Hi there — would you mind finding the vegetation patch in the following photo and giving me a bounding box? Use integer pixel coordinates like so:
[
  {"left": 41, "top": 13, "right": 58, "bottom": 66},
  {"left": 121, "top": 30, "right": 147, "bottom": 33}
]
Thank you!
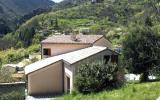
[
  {"left": 0, "top": 84, "right": 25, "bottom": 100},
  {"left": 75, "top": 61, "right": 124, "bottom": 93},
  {"left": 56, "top": 81, "right": 160, "bottom": 100}
]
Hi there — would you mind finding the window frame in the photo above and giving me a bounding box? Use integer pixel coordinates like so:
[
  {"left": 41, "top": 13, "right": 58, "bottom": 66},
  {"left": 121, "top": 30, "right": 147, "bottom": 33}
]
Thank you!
[{"left": 43, "top": 48, "right": 51, "bottom": 56}]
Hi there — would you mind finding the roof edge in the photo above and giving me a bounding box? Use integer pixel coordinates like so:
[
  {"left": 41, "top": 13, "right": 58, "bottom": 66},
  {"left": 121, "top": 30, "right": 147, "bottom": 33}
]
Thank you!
[
  {"left": 25, "top": 59, "right": 63, "bottom": 75},
  {"left": 65, "top": 47, "right": 108, "bottom": 65}
]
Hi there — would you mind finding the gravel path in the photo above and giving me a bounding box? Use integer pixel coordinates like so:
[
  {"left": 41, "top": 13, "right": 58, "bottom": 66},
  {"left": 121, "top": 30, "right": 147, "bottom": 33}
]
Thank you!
[{"left": 25, "top": 96, "right": 52, "bottom": 100}]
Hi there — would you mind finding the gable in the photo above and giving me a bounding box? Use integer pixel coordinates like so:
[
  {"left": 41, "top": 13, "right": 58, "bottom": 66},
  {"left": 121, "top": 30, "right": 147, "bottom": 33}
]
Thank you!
[{"left": 93, "top": 37, "right": 112, "bottom": 48}]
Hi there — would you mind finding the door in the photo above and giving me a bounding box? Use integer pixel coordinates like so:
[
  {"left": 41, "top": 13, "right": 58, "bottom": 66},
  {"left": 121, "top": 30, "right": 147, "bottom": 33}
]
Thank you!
[{"left": 67, "top": 76, "right": 70, "bottom": 93}]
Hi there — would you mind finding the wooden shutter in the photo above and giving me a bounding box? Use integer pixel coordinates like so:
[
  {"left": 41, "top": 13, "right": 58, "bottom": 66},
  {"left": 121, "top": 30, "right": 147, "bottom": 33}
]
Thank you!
[{"left": 48, "top": 48, "right": 51, "bottom": 56}]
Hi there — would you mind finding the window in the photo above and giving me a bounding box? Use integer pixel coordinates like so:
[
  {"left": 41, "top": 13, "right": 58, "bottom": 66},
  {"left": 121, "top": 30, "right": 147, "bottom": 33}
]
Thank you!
[
  {"left": 111, "top": 55, "right": 118, "bottom": 63},
  {"left": 104, "top": 55, "right": 110, "bottom": 64},
  {"left": 67, "top": 76, "right": 70, "bottom": 93},
  {"left": 43, "top": 48, "right": 51, "bottom": 56}
]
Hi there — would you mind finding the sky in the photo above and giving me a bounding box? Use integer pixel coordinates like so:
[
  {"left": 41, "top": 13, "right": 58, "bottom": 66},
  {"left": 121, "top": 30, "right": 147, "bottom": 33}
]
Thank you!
[{"left": 51, "top": 0, "right": 64, "bottom": 3}]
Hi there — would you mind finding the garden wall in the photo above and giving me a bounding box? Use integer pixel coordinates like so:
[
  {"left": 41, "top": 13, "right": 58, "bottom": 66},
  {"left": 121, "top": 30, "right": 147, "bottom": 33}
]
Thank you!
[{"left": 0, "top": 82, "right": 25, "bottom": 100}]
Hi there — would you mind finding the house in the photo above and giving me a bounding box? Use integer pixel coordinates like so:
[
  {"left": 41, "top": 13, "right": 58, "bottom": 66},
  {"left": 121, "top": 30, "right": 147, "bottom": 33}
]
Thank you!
[
  {"left": 41, "top": 34, "right": 112, "bottom": 58},
  {"left": 25, "top": 35, "right": 119, "bottom": 96}
]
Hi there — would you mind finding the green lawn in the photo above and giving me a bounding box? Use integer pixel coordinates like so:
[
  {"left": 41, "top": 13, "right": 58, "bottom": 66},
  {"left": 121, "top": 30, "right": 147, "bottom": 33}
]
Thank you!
[{"left": 56, "top": 81, "right": 160, "bottom": 100}]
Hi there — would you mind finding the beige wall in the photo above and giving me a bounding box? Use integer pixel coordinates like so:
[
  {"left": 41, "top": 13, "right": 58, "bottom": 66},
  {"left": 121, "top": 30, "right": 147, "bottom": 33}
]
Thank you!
[
  {"left": 94, "top": 37, "right": 112, "bottom": 48},
  {"left": 72, "top": 49, "right": 115, "bottom": 75},
  {"left": 64, "top": 62, "right": 73, "bottom": 93},
  {"left": 70, "top": 49, "right": 118, "bottom": 90},
  {"left": 42, "top": 43, "right": 90, "bottom": 58},
  {"left": 28, "top": 61, "right": 63, "bottom": 96}
]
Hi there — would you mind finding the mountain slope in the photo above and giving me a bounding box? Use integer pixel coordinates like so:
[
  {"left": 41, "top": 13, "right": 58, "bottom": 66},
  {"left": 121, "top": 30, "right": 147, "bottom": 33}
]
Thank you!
[
  {"left": 3, "top": 0, "right": 160, "bottom": 48},
  {"left": 0, "top": 0, "right": 54, "bottom": 16},
  {"left": 0, "top": 0, "right": 55, "bottom": 35}
]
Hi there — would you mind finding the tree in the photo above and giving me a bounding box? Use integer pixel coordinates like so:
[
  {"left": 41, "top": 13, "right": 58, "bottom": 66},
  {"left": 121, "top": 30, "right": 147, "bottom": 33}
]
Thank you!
[
  {"left": 123, "top": 26, "right": 160, "bottom": 82},
  {"left": 75, "top": 61, "right": 124, "bottom": 93},
  {"left": 54, "top": 17, "right": 59, "bottom": 30},
  {"left": 0, "top": 19, "right": 11, "bottom": 35}
]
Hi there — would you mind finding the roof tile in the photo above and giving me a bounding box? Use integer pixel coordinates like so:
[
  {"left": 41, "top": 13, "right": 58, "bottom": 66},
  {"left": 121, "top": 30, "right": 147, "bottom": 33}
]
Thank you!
[{"left": 41, "top": 35, "right": 103, "bottom": 44}]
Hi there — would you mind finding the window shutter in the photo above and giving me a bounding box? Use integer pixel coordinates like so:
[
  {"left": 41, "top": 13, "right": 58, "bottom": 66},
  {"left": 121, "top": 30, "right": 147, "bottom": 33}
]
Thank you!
[
  {"left": 48, "top": 49, "right": 51, "bottom": 56},
  {"left": 111, "top": 55, "right": 118, "bottom": 63}
]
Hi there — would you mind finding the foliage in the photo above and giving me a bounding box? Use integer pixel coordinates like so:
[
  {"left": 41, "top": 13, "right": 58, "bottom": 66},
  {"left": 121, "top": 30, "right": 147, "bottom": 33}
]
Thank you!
[
  {"left": 0, "top": 19, "right": 11, "bottom": 35},
  {"left": 1, "top": 0, "right": 159, "bottom": 48},
  {"left": 27, "top": 44, "right": 41, "bottom": 53},
  {"left": 0, "top": 85, "right": 25, "bottom": 100},
  {"left": 30, "top": 57, "right": 39, "bottom": 63},
  {"left": 0, "top": 92, "right": 24, "bottom": 100},
  {"left": 0, "top": 44, "right": 40, "bottom": 65},
  {"left": 0, "top": 0, "right": 54, "bottom": 35},
  {"left": 122, "top": 26, "right": 160, "bottom": 82},
  {"left": 57, "top": 81, "right": 160, "bottom": 100},
  {"left": 75, "top": 61, "right": 124, "bottom": 93},
  {"left": 15, "top": 18, "right": 39, "bottom": 47},
  {"left": 0, "top": 68, "right": 13, "bottom": 83}
]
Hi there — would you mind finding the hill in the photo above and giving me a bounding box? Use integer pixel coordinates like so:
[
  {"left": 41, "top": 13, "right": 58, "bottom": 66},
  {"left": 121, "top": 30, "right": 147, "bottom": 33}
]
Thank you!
[
  {"left": 0, "top": 0, "right": 55, "bottom": 35},
  {"left": 2, "top": 0, "right": 160, "bottom": 48}
]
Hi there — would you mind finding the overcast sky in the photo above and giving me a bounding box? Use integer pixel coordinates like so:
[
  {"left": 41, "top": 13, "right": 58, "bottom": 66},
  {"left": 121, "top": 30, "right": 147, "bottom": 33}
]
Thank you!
[{"left": 52, "top": 0, "right": 63, "bottom": 3}]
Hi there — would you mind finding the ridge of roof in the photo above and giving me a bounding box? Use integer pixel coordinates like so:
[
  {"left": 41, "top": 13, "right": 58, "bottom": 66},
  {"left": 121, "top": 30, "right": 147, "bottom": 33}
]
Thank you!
[{"left": 41, "top": 35, "right": 104, "bottom": 44}]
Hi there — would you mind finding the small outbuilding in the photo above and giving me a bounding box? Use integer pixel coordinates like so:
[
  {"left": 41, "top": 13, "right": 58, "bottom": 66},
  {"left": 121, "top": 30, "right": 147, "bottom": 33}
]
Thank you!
[{"left": 25, "top": 46, "right": 119, "bottom": 96}]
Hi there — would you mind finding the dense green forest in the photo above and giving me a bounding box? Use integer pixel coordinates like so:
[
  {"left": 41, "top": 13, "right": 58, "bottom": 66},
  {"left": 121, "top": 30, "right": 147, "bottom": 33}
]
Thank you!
[{"left": 0, "top": 0, "right": 55, "bottom": 35}]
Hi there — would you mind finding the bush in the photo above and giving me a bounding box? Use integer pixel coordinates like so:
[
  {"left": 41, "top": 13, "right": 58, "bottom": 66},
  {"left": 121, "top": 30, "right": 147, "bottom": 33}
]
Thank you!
[
  {"left": 27, "top": 44, "right": 40, "bottom": 53},
  {"left": 75, "top": 61, "right": 124, "bottom": 93},
  {"left": 0, "top": 91, "right": 25, "bottom": 100},
  {"left": 0, "top": 44, "right": 40, "bottom": 66},
  {"left": 0, "top": 82, "right": 25, "bottom": 100},
  {"left": 0, "top": 68, "right": 13, "bottom": 83}
]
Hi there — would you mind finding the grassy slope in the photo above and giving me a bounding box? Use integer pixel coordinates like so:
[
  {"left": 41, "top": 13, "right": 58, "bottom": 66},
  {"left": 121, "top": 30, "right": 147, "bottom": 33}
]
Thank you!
[
  {"left": 56, "top": 82, "right": 160, "bottom": 100},
  {"left": 15, "top": 3, "right": 130, "bottom": 47}
]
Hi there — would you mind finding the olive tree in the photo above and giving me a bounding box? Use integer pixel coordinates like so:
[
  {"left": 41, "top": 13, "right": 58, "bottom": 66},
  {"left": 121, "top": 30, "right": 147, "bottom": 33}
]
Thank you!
[{"left": 123, "top": 27, "right": 160, "bottom": 82}]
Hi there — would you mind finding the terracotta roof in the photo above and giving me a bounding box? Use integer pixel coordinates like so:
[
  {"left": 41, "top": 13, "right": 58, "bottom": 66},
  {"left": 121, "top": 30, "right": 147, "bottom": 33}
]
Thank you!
[{"left": 41, "top": 35, "right": 104, "bottom": 44}]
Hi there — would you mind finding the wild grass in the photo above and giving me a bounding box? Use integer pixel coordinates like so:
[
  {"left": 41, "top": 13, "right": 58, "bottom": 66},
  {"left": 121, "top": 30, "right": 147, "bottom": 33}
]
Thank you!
[
  {"left": 55, "top": 81, "right": 160, "bottom": 100},
  {"left": 0, "top": 85, "right": 25, "bottom": 100}
]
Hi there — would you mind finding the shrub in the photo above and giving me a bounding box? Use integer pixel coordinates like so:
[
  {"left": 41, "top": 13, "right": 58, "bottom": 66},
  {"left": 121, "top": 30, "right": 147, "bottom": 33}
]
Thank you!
[
  {"left": 75, "top": 61, "right": 124, "bottom": 93},
  {"left": 27, "top": 44, "right": 40, "bottom": 53},
  {"left": 0, "top": 91, "right": 25, "bottom": 100},
  {"left": 0, "top": 68, "right": 13, "bottom": 83}
]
